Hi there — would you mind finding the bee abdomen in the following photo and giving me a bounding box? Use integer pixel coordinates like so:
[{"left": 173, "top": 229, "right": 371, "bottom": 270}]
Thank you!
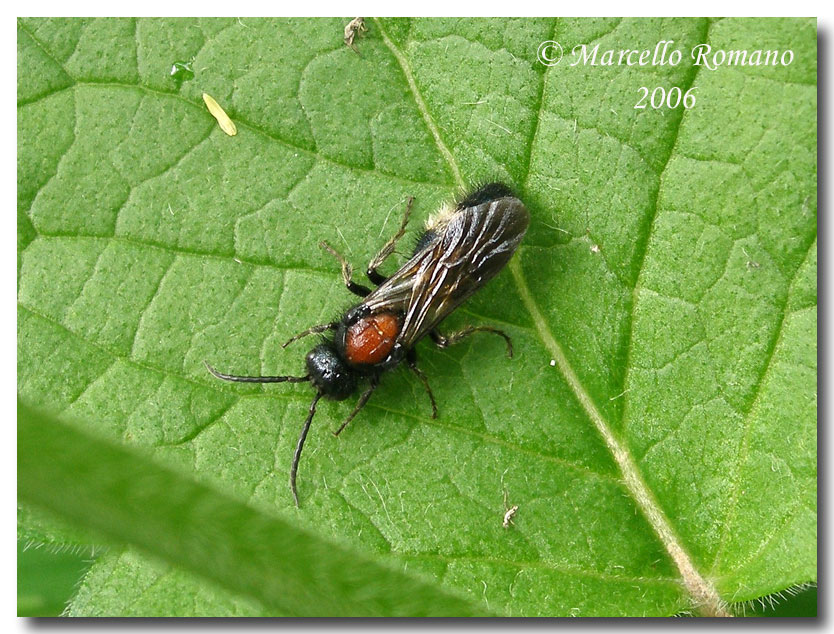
[{"left": 343, "top": 311, "right": 403, "bottom": 365}]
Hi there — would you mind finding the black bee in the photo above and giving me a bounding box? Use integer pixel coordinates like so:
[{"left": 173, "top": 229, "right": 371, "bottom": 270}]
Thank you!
[{"left": 206, "top": 182, "right": 530, "bottom": 505}]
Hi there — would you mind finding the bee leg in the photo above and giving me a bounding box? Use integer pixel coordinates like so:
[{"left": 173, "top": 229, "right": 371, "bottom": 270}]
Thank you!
[
  {"left": 366, "top": 196, "right": 414, "bottom": 285},
  {"left": 430, "top": 326, "right": 513, "bottom": 358},
  {"left": 333, "top": 378, "right": 379, "bottom": 436},
  {"left": 406, "top": 349, "right": 438, "bottom": 419},
  {"left": 320, "top": 241, "right": 371, "bottom": 297},
  {"left": 282, "top": 322, "right": 338, "bottom": 348}
]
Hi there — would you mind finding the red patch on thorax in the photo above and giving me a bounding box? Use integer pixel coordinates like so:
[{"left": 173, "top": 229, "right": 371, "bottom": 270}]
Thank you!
[{"left": 344, "top": 312, "right": 402, "bottom": 365}]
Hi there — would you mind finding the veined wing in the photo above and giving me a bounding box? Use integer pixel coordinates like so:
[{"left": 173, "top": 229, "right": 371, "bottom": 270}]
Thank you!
[
  {"left": 397, "top": 197, "right": 529, "bottom": 346},
  {"left": 359, "top": 247, "right": 435, "bottom": 314}
]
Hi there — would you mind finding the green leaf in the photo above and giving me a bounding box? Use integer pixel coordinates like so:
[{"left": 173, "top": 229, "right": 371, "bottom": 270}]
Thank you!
[
  {"left": 19, "top": 402, "right": 489, "bottom": 616},
  {"left": 18, "top": 17, "right": 816, "bottom": 616},
  {"left": 17, "top": 540, "right": 95, "bottom": 616}
]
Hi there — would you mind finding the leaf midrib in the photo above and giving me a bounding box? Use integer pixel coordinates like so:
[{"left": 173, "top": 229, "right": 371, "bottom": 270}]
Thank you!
[
  {"left": 22, "top": 17, "right": 814, "bottom": 616},
  {"left": 374, "top": 16, "right": 729, "bottom": 616},
  {"left": 21, "top": 15, "right": 721, "bottom": 613}
]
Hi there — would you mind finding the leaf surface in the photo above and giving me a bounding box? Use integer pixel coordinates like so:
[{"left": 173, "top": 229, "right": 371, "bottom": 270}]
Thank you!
[
  {"left": 19, "top": 402, "right": 488, "bottom": 616},
  {"left": 17, "top": 17, "right": 816, "bottom": 616}
]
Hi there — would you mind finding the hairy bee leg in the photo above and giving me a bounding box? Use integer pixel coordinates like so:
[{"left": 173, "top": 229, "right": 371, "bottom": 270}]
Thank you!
[
  {"left": 366, "top": 196, "right": 414, "bottom": 285},
  {"left": 282, "top": 322, "right": 338, "bottom": 348},
  {"left": 333, "top": 379, "right": 378, "bottom": 436},
  {"left": 406, "top": 353, "right": 438, "bottom": 419},
  {"left": 430, "top": 326, "right": 514, "bottom": 358},
  {"left": 320, "top": 241, "right": 372, "bottom": 297}
]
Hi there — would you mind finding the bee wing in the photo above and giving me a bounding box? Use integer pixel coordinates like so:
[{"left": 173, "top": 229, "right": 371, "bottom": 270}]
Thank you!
[
  {"left": 359, "top": 249, "right": 433, "bottom": 314},
  {"left": 397, "top": 196, "right": 529, "bottom": 346}
]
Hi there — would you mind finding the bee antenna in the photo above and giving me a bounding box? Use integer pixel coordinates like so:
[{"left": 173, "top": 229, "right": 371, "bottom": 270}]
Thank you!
[
  {"left": 291, "top": 392, "right": 323, "bottom": 507},
  {"left": 204, "top": 361, "right": 310, "bottom": 383}
]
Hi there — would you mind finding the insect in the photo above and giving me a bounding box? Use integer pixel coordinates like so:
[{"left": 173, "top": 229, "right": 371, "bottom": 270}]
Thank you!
[
  {"left": 502, "top": 487, "right": 518, "bottom": 528},
  {"left": 343, "top": 17, "right": 367, "bottom": 53},
  {"left": 206, "top": 182, "right": 530, "bottom": 506}
]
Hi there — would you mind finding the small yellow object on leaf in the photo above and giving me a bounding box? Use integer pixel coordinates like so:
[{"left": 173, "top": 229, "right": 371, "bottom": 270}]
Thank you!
[{"left": 202, "top": 92, "right": 237, "bottom": 136}]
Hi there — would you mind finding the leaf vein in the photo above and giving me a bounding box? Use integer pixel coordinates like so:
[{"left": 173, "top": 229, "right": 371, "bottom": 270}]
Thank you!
[{"left": 710, "top": 233, "right": 817, "bottom": 573}]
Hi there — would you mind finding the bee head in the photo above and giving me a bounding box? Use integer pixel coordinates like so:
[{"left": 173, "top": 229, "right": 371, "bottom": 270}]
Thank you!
[{"left": 305, "top": 342, "right": 357, "bottom": 401}]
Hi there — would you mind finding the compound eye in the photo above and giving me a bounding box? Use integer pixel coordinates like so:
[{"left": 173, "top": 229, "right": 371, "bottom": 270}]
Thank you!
[{"left": 344, "top": 312, "right": 402, "bottom": 365}]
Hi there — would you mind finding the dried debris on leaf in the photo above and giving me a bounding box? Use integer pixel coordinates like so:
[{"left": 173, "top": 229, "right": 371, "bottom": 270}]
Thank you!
[{"left": 202, "top": 93, "right": 237, "bottom": 136}]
